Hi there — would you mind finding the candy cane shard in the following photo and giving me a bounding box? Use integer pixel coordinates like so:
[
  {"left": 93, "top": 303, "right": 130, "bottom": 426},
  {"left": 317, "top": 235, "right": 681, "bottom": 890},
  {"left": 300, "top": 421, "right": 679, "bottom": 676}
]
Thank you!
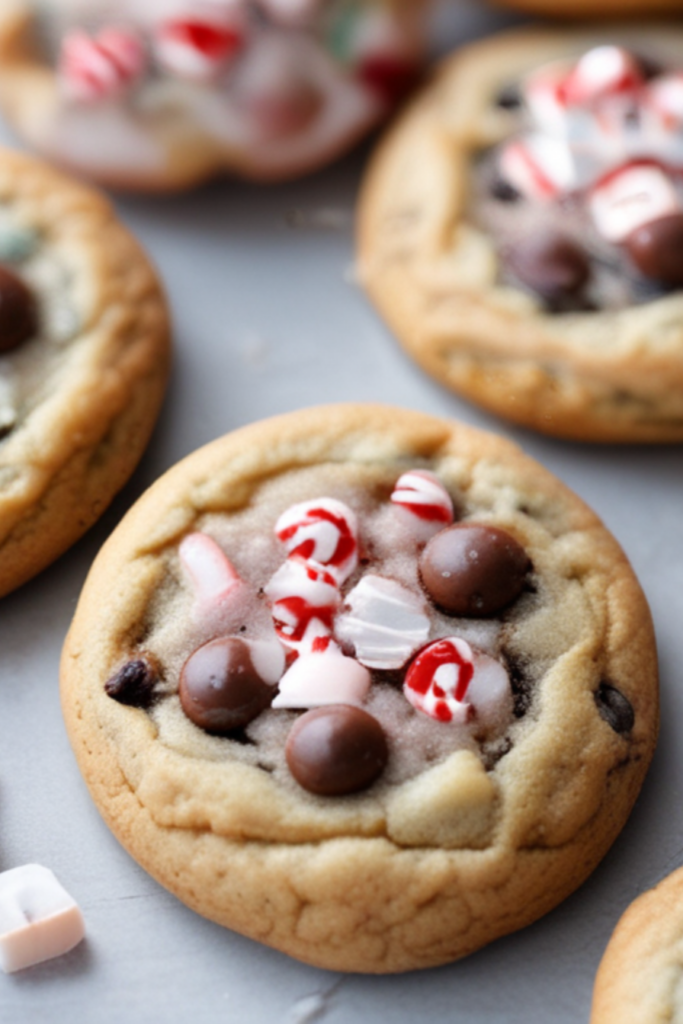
[
  {"left": 153, "top": 12, "right": 246, "bottom": 82},
  {"left": 589, "top": 163, "right": 682, "bottom": 242},
  {"left": 59, "top": 27, "right": 147, "bottom": 104},
  {"left": 389, "top": 469, "right": 454, "bottom": 543},
  {"left": 275, "top": 498, "right": 358, "bottom": 584},
  {"left": 265, "top": 556, "right": 340, "bottom": 654},
  {"left": 404, "top": 638, "right": 475, "bottom": 724},
  {"left": 179, "top": 532, "right": 247, "bottom": 631},
  {"left": 272, "top": 641, "right": 371, "bottom": 708},
  {"left": 0, "top": 865, "right": 85, "bottom": 974},
  {"left": 335, "top": 574, "right": 430, "bottom": 670},
  {"left": 563, "top": 46, "right": 642, "bottom": 107}
]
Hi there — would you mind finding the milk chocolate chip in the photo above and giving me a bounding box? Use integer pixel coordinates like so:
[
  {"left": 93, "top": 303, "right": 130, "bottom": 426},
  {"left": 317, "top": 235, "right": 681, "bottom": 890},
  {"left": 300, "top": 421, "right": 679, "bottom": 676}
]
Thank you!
[
  {"left": 626, "top": 214, "right": 683, "bottom": 287},
  {"left": 0, "top": 265, "right": 38, "bottom": 352},
  {"left": 105, "top": 657, "right": 159, "bottom": 709},
  {"left": 179, "top": 637, "right": 274, "bottom": 734},
  {"left": 285, "top": 705, "right": 388, "bottom": 796},
  {"left": 505, "top": 232, "right": 590, "bottom": 304},
  {"left": 420, "top": 524, "right": 530, "bottom": 616}
]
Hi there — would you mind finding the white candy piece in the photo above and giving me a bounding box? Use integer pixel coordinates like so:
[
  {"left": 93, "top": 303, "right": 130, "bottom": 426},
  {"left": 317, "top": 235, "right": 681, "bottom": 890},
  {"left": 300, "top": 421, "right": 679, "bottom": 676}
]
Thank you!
[
  {"left": 389, "top": 469, "right": 453, "bottom": 543},
  {"left": 179, "top": 532, "right": 246, "bottom": 631},
  {"left": 645, "top": 74, "right": 683, "bottom": 127},
  {"left": 524, "top": 63, "right": 571, "bottom": 136},
  {"left": 265, "top": 557, "right": 340, "bottom": 652},
  {"left": 564, "top": 46, "right": 642, "bottom": 106},
  {"left": 0, "top": 865, "right": 85, "bottom": 974},
  {"left": 499, "top": 136, "right": 577, "bottom": 201},
  {"left": 275, "top": 497, "right": 358, "bottom": 584},
  {"left": 335, "top": 575, "right": 430, "bottom": 670},
  {"left": 589, "top": 164, "right": 682, "bottom": 242},
  {"left": 247, "top": 638, "right": 286, "bottom": 685},
  {"left": 467, "top": 650, "right": 513, "bottom": 726},
  {"left": 272, "top": 642, "right": 371, "bottom": 708}
]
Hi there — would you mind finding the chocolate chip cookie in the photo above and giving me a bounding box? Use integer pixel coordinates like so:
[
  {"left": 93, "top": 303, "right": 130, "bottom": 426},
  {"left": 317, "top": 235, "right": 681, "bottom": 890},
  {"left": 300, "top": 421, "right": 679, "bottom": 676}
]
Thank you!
[
  {"left": 0, "top": 145, "right": 169, "bottom": 596},
  {"left": 358, "top": 26, "right": 683, "bottom": 441},
  {"left": 60, "top": 405, "right": 658, "bottom": 973}
]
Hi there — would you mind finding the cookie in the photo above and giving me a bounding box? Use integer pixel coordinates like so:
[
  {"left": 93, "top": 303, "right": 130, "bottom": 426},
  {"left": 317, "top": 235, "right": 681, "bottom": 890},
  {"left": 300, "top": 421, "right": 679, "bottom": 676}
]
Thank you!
[
  {"left": 60, "top": 404, "right": 658, "bottom": 974},
  {"left": 590, "top": 867, "right": 683, "bottom": 1023},
  {"left": 493, "top": 0, "right": 683, "bottom": 16},
  {"left": 0, "top": 0, "right": 427, "bottom": 190},
  {"left": 0, "top": 145, "right": 169, "bottom": 597},
  {"left": 358, "top": 27, "right": 683, "bottom": 442}
]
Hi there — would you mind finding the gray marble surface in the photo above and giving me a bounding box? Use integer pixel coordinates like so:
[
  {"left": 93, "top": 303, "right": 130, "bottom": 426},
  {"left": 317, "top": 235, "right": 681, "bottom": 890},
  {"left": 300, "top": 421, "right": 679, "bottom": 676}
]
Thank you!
[{"left": 0, "top": 2, "right": 681, "bottom": 1021}]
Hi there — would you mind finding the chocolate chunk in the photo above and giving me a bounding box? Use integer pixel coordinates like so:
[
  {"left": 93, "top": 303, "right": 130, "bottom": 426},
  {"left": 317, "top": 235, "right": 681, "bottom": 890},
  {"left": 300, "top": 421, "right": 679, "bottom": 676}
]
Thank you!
[
  {"left": 495, "top": 83, "right": 522, "bottom": 110},
  {"left": 105, "top": 658, "right": 159, "bottom": 709},
  {"left": 490, "top": 178, "right": 521, "bottom": 203},
  {"left": 595, "top": 683, "right": 634, "bottom": 735},
  {"left": 0, "top": 265, "right": 38, "bottom": 352},
  {"left": 420, "top": 524, "right": 530, "bottom": 617},
  {"left": 179, "top": 637, "right": 274, "bottom": 734},
  {"left": 504, "top": 232, "right": 591, "bottom": 304},
  {"left": 285, "top": 705, "right": 388, "bottom": 796},
  {"left": 626, "top": 215, "right": 683, "bottom": 287}
]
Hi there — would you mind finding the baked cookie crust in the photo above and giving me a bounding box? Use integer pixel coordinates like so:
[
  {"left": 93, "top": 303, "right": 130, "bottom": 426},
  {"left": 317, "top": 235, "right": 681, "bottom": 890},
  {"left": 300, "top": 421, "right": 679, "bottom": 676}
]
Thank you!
[
  {"left": 493, "top": 0, "right": 683, "bottom": 16},
  {"left": 358, "top": 26, "right": 683, "bottom": 442},
  {"left": 60, "top": 405, "right": 658, "bottom": 973},
  {"left": 0, "top": 146, "right": 169, "bottom": 596},
  {"left": 590, "top": 867, "right": 683, "bottom": 1023}
]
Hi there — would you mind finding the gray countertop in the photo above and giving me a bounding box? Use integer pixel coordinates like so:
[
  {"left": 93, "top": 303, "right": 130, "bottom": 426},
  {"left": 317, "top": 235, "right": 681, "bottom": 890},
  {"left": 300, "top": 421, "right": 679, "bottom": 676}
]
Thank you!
[{"left": 0, "top": 2, "right": 681, "bottom": 1021}]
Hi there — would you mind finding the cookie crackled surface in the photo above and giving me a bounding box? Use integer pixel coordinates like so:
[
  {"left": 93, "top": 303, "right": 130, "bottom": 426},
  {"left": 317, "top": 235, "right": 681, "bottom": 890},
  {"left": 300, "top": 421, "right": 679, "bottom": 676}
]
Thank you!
[
  {"left": 359, "top": 26, "right": 683, "bottom": 442},
  {"left": 0, "top": 146, "right": 169, "bottom": 597},
  {"left": 60, "top": 405, "right": 658, "bottom": 973}
]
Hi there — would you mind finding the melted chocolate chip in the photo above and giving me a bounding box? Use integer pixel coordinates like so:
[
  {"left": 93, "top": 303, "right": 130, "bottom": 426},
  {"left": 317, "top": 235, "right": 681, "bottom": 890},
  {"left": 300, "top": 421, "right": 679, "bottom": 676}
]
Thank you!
[
  {"left": 490, "top": 178, "right": 521, "bottom": 203},
  {"left": 0, "top": 265, "right": 38, "bottom": 352},
  {"left": 420, "top": 524, "right": 530, "bottom": 617},
  {"left": 285, "top": 705, "right": 388, "bottom": 796},
  {"left": 495, "top": 83, "right": 522, "bottom": 110},
  {"left": 595, "top": 683, "right": 634, "bottom": 735},
  {"left": 105, "top": 658, "right": 159, "bottom": 709},
  {"left": 626, "top": 215, "right": 683, "bottom": 287},
  {"left": 179, "top": 637, "right": 274, "bottom": 734},
  {"left": 504, "top": 232, "right": 591, "bottom": 304}
]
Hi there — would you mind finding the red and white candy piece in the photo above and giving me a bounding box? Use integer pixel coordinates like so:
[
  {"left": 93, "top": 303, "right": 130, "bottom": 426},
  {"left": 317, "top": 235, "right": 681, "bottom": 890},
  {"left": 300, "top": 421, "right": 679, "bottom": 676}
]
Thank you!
[
  {"left": 589, "top": 163, "right": 682, "bottom": 242},
  {"left": 272, "top": 637, "right": 371, "bottom": 709},
  {"left": 153, "top": 10, "right": 246, "bottom": 82},
  {"left": 349, "top": 7, "right": 421, "bottom": 106},
  {"left": 275, "top": 498, "right": 358, "bottom": 584},
  {"left": 645, "top": 73, "right": 683, "bottom": 129},
  {"left": 499, "top": 135, "right": 583, "bottom": 201},
  {"left": 390, "top": 469, "right": 453, "bottom": 543},
  {"left": 0, "top": 865, "right": 85, "bottom": 974},
  {"left": 335, "top": 574, "right": 430, "bottom": 670},
  {"left": 404, "top": 638, "right": 511, "bottom": 727},
  {"left": 562, "top": 46, "right": 643, "bottom": 108},
  {"left": 265, "top": 557, "right": 340, "bottom": 654},
  {"left": 179, "top": 532, "right": 247, "bottom": 632},
  {"left": 59, "top": 27, "right": 147, "bottom": 104}
]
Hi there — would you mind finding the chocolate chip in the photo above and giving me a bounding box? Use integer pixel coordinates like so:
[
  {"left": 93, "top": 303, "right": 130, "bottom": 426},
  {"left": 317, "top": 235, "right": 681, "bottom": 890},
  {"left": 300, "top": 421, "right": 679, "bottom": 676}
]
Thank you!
[
  {"left": 504, "top": 232, "right": 591, "bottom": 304},
  {"left": 105, "top": 658, "right": 159, "bottom": 709},
  {"left": 626, "top": 214, "right": 683, "bottom": 287},
  {"left": 419, "top": 524, "right": 530, "bottom": 617},
  {"left": 495, "top": 84, "right": 522, "bottom": 110},
  {"left": 490, "top": 178, "right": 521, "bottom": 203},
  {"left": 179, "top": 637, "right": 274, "bottom": 734},
  {"left": 0, "top": 265, "right": 38, "bottom": 352},
  {"left": 285, "top": 705, "right": 388, "bottom": 796},
  {"left": 595, "top": 683, "right": 634, "bottom": 735}
]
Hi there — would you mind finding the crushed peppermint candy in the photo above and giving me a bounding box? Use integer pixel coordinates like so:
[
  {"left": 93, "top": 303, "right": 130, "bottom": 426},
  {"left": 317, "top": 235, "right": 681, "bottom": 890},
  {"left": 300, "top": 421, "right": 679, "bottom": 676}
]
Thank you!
[
  {"left": 390, "top": 469, "right": 454, "bottom": 542},
  {"left": 335, "top": 574, "right": 430, "bottom": 670},
  {"left": 275, "top": 497, "right": 358, "bottom": 584},
  {"left": 59, "top": 27, "right": 147, "bottom": 103}
]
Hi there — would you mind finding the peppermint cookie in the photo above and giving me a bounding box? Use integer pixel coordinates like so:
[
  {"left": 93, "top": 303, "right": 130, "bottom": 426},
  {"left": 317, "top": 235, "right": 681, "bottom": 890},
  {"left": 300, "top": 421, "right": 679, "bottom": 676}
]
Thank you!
[
  {"left": 359, "top": 27, "right": 683, "bottom": 442},
  {"left": 590, "top": 867, "right": 683, "bottom": 1023},
  {"left": 60, "top": 405, "right": 657, "bottom": 973},
  {"left": 0, "top": 146, "right": 169, "bottom": 597},
  {"left": 0, "top": 0, "right": 426, "bottom": 190}
]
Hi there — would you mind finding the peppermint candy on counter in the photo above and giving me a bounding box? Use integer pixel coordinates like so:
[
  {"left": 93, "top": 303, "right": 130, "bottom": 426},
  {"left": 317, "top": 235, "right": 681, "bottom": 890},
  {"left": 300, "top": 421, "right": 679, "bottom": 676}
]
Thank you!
[
  {"left": 179, "top": 531, "right": 247, "bottom": 632},
  {"left": 589, "top": 163, "right": 682, "bottom": 242},
  {"left": 272, "top": 639, "right": 371, "bottom": 709},
  {"left": 335, "top": 574, "right": 430, "bottom": 670},
  {"left": 59, "top": 27, "right": 147, "bottom": 103},
  {"left": 0, "top": 865, "right": 85, "bottom": 973},
  {"left": 275, "top": 497, "right": 358, "bottom": 584},
  {"left": 265, "top": 556, "right": 340, "bottom": 654},
  {"left": 390, "top": 469, "right": 454, "bottom": 543}
]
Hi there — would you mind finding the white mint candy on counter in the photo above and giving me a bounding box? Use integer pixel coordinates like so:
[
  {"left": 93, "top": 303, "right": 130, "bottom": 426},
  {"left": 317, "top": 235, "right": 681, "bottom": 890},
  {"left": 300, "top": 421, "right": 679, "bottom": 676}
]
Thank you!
[
  {"left": 335, "top": 574, "right": 430, "bottom": 670},
  {"left": 389, "top": 469, "right": 453, "bottom": 543},
  {"left": 589, "top": 164, "right": 682, "bottom": 242},
  {"left": 275, "top": 497, "right": 358, "bottom": 584},
  {"left": 272, "top": 641, "right": 371, "bottom": 708},
  {"left": 0, "top": 865, "right": 85, "bottom": 973}
]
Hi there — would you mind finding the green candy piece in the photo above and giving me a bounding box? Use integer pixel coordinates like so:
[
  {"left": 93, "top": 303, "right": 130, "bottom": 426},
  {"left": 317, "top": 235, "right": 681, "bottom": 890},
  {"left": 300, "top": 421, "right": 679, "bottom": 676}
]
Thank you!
[{"left": 326, "top": 0, "right": 365, "bottom": 65}]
